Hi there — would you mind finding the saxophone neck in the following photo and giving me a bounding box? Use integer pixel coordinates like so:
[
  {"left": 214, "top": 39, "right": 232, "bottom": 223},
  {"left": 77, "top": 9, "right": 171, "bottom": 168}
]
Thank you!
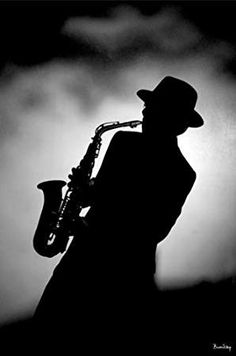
[{"left": 95, "top": 120, "right": 142, "bottom": 137}]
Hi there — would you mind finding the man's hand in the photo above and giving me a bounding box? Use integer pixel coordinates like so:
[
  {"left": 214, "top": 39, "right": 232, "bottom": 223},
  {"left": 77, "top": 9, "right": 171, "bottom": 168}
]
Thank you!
[
  {"left": 68, "top": 167, "right": 82, "bottom": 188},
  {"left": 68, "top": 170, "right": 95, "bottom": 208},
  {"left": 70, "top": 216, "right": 89, "bottom": 237}
]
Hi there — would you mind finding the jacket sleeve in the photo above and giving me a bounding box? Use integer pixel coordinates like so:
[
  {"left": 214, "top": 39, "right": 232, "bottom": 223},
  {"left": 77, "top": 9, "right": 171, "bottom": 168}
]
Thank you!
[
  {"left": 85, "top": 131, "right": 125, "bottom": 222},
  {"left": 92, "top": 131, "right": 125, "bottom": 199}
]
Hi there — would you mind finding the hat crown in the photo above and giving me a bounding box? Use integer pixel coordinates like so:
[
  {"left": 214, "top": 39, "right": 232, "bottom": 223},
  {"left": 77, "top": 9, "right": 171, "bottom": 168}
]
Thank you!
[{"left": 152, "top": 76, "right": 198, "bottom": 108}]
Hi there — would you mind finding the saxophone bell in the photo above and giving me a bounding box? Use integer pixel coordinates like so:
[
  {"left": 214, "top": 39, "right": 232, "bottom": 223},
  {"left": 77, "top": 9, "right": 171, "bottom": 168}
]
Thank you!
[{"left": 33, "top": 180, "right": 67, "bottom": 257}]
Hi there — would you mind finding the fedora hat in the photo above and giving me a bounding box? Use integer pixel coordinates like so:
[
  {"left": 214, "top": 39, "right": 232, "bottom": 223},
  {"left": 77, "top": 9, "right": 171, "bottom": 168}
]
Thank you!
[{"left": 137, "top": 76, "right": 204, "bottom": 128}]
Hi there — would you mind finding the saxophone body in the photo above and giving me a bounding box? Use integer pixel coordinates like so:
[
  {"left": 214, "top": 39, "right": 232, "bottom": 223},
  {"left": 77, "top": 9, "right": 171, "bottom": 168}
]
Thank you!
[{"left": 33, "top": 120, "right": 142, "bottom": 258}]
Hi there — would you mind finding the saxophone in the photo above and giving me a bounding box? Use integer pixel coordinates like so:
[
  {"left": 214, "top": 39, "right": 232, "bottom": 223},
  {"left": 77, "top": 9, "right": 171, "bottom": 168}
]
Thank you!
[{"left": 33, "top": 120, "right": 142, "bottom": 258}]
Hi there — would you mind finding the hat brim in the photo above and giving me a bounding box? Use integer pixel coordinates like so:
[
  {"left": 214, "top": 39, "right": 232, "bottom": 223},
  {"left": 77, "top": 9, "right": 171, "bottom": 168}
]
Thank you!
[
  {"left": 136, "top": 89, "right": 152, "bottom": 103},
  {"left": 189, "top": 111, "right": 204, "bottom": 128},
  {"left": 136, "top": 89, "right": 204, "bottom": 128}
]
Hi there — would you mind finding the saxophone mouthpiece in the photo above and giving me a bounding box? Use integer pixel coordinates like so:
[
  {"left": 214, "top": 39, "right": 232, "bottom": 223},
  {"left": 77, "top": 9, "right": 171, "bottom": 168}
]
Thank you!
[{"left": 130, "top": 120, "right": 142, "bottom": 128}]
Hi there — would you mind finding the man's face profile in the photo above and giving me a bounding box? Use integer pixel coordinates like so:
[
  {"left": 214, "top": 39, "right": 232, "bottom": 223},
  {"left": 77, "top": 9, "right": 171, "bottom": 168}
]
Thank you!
[{"left": 142, "top": 101, "right": 188, "bottom": 137}]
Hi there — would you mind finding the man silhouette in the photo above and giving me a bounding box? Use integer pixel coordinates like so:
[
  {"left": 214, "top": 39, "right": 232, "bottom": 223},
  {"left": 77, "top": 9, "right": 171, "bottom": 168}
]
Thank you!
[{"left": 34, "top": 76, "right": 204, "bottom": 352}]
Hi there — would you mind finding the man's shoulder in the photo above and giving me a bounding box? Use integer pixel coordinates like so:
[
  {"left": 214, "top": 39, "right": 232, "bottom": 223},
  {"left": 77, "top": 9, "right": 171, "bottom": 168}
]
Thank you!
[
  {"left": 111, "top": 130, "right": 142, "bottom": 146},
  {"left": 106, "top": 131, "right": 143, "bottom": 160}
]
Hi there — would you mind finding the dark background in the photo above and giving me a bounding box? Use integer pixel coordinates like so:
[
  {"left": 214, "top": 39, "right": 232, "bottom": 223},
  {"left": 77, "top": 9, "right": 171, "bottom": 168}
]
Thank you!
[{"left": 0, "top": 1, "right": 236, "bottom": 70}]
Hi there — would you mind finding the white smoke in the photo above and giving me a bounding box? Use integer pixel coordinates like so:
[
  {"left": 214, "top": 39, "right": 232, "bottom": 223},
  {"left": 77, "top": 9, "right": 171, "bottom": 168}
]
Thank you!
[{"left": 63, "top": 6, "right": 202, "bottom": 56}]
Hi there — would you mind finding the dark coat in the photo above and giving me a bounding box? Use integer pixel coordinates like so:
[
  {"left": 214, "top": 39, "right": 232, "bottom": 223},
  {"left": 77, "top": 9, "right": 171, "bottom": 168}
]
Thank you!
[{"left": 34, "top": 129, "right": 196, "bottom": 351}]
